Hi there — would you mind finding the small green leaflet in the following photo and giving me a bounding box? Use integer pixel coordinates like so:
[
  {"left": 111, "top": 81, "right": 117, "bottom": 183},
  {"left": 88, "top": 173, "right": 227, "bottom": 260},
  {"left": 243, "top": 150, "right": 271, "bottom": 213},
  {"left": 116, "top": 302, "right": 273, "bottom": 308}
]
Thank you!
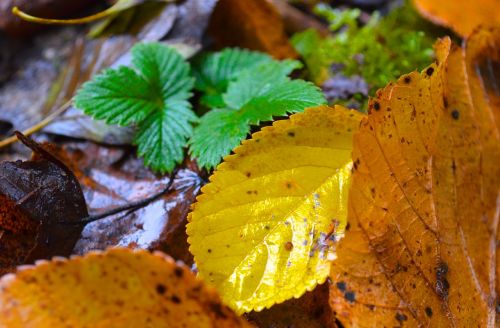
[
  {"left": 74, "top": 42, "right": 195, "bottom": 173},
  {"left": 190, "top": 60, "right": 327, "bottom": 169},
  {"left": 192, "top": 48, "right": 273, "bottom": 108}
]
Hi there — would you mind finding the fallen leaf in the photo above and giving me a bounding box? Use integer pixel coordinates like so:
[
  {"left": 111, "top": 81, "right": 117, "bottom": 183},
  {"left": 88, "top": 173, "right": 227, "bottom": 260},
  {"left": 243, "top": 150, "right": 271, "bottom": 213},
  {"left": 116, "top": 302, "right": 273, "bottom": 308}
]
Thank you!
[
  {"left": 42, "top": 141, "right": 204, "bottom": 264},
  {"left": 246, "top": 282, "right": 337, "bottom": 328},
  {"left": 329, "top": 27, "right": 499, "bottom": 326},
  {"left": 187, "top": 105, "right": 363, "bottom": 313},
  {"left": 0, "top": 134, "right": 87, "bottom": 275},
  {"left": 413, "top": 0, "right": 500, "bottom": 37},
  {"left": 0, "top": 248, "right": 253, "bottom": 327},
  {"left": 207, "top": 0, "right": 298, "bottom": 60}
]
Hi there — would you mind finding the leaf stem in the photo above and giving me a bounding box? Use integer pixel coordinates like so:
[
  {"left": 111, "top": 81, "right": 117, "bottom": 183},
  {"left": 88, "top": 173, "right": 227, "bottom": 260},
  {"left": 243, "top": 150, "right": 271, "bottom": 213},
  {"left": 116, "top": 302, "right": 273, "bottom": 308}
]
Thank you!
[
  {"left": 0, "top": 99, "right": 73, "bottom": 149},
  {"left": 71, "top": 168, "right": 179, "bottom": 226}
]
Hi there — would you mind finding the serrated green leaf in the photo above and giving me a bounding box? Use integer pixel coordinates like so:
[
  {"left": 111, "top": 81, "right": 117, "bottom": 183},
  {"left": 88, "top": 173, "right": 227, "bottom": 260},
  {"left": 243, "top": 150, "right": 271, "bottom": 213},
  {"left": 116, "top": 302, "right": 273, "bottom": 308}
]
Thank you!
[
  {"left": 135, "top": 99, "right": 197, "bottom": 173},
  {"left": 190, "top": 60, "right": 325, "bottom": 169},
  {"left": 75, "top": 42, "right": 195, "bottom": 173},
  {"left": 74, "top": 66, "right": 159, "bottom": 126},
  {"left": 223, "top": 60, "right": 302, "bottom": 110},
  {"left": 193, "top": 48, "right": 273, "bottom": 108},
  {"left": 189, "top": 109, "right": 250, "bottom": 169},
  {"left": 132, "top": 43, "right": 194, "bottom": 100}
]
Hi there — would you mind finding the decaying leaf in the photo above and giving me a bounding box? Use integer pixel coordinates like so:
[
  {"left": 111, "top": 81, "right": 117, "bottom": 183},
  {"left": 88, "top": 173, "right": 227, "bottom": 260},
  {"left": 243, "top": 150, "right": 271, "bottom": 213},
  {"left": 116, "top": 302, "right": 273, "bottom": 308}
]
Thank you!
[
  {"left": 413, "top": 0, "right": 499, "bottom": 37},
  {"left": 246, "top": 283, "right": 336, "bottom": 328},
  {"left": 207, "top": 0, "right": 298, "bottom": 60},
  {"left": 0, "top": 134, "right": 88, "bottom": 275},
  {"left": 0, "top": 248, "right": 253, "bottom": 327},
  {"left": 329, "top": 27, "right": 499, "bottom": 326},
  {"left": 188, "top": 105, "right": 363, "bottom": 313}
]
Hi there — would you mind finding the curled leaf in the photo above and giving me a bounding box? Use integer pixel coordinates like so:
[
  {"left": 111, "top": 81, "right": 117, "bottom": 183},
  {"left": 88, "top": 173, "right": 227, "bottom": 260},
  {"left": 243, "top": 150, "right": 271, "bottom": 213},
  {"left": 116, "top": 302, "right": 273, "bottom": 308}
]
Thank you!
[
  {"left": 188, "top": 105, "right": 363, "bottom": 313},
  {"left": 0, "top": 248, "right": 253, "bottom": 327},
  {"left": 0, "top": 134, "right": 88, "bottom": 275},
  {"left": 330, "top": 27, "right": 500, "bottom": 326}
]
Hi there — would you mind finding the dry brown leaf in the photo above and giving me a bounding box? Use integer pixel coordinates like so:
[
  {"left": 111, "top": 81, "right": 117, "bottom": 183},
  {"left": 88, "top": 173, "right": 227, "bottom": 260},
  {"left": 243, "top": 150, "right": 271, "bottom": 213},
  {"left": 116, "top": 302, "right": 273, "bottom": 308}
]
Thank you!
[
  {"left": 207, "top": 0, "right": 298, "bottom": 59},
  {"left": 0, "top": 248, "right": 253, "bottom": 327},
  {"left": 329, "top": 26, "right": 500, "bottom": 326},
  {"left": 413, "top": 0, "right": 500, "bottom": 37}
]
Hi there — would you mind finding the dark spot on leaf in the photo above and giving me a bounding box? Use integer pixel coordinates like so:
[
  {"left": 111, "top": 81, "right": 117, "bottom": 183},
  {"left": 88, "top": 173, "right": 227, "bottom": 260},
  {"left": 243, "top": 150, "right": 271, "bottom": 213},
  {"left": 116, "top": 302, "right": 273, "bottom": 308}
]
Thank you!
[
  {"left": 207, "top": 249, "right": 212, "bottom": 253},
  {"left": 336, "top": 281, "right": 346, "bottom": 291},
  {"left": 171, "top": 295, "right": 181, "bottom": 304},
  {"left": 174, "top": 268, "right": 183, "bottom": 278},
  {"left": 156, "top": 284, "right": 167, "bottom": 295},
  {"left": 345, "top": 223, "right": 350, "bottom": 231},
  {"left": 451, "top": 109, "right": 460, "bottom": 120},
  {"left": 403, "top": 76, "right": 411, "bottom": 84},
  {"left": 395, "top": 312, "right": 408, "bottom": 322},
  {"left": 245, "top": 172, "right": 251, "bottom": 177},
  {"left": 425, "top": 306, "right": 433, "bottom": 317},
  {"left": 284, "top": 241, "right": 293, "bottom": 251},
  {"left": 287, "top": 131, "right": 295, "bottom": 137},
  {"left": 373, "top": 101, "right": 380, "bottom": 111},
  {"left": 426, "top": 67, "right": 434, "bottom": 76},
  {"left": 344, "top": 291, "right": 356, "bottom": 303}
]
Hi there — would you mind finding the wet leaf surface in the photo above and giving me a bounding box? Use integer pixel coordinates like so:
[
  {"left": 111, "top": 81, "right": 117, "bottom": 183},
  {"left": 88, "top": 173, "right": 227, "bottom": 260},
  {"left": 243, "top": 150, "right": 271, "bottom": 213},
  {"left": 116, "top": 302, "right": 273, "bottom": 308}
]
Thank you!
[
  {"left": 329, "top": 27, "right": 500, "bottom": 327},
  {"left": 0, "top": 134, "right": 88, "bottom": 275},
  {"left": 45, "top": 141, "right": 204, "bottom": 264}
]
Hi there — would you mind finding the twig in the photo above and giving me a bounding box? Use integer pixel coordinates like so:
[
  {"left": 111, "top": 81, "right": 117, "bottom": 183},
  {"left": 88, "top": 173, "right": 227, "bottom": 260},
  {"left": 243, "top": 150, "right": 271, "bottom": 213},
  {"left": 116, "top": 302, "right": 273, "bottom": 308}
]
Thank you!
[
  {"left": 0, "top": 99, "right": 73, "bottom": 149},
  {"left": 64, "top": 168, "right": 179, "bottom": 225}
]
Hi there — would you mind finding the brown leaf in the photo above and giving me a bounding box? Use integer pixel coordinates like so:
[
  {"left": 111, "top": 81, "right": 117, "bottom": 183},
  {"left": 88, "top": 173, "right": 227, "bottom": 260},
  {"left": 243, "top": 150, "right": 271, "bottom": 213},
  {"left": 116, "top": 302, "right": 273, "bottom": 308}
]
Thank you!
[
  {"left": 0, "top": 134, "right": 87, "bottom": 275},
  {"left": 0, "top": 248, "right": 254, "bottom": 327},
  {"left": 207, "top": 0, "right": 298, "bottom": 59},
  {"left": 246, "top": 283, "right": 337, "bottom": 328},
  {"left": 47, "top": 141, "right": 203, "bottom": 264},
  {"left": 413, "top": 0, "right": 500, "bottom": 37},
  {"left": 329, "top": 27, "right": 500, "bottom": 326}
]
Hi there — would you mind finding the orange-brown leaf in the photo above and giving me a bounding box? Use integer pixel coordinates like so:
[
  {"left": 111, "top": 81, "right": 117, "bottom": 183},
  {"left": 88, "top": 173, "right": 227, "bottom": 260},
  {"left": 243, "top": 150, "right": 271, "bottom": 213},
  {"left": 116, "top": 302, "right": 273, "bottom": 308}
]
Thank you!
[
  {"left": 413, "top": 0, "right": 500, "bottom": 37},
  {"left": 0, "top": 248, "right": 253, "bottom": 328},
  {"left": 330, "top": 26, "right": 500, "bottom": 327},
  {"left": 207, "top": 0, "right": 298, "bottom": 60}
]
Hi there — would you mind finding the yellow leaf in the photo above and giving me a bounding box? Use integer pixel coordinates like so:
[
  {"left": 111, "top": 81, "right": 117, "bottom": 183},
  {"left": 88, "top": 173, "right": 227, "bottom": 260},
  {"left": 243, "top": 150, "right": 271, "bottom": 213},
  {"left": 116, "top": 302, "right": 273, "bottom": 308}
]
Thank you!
[
  {"left": 187, "top": 105, "right": 364, "bottom": 313},
  {"left": 330, "top": 27, "right": 500, "bottom": 326},
  {"left": 0, "top": 248, "right": 253, "bottom": 328}
]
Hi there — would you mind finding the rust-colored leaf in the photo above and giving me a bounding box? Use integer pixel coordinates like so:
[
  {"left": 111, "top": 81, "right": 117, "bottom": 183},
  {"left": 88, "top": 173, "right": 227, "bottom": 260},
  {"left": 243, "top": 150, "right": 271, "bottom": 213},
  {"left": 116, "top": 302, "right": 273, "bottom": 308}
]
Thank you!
[
  {"left": 0, "top": 248, "right": 253, "bottom": 327},
  {"left": 207, "top": 0, "right": 298, "bottom": 60},
  {"left": 330, "top": 27, "right": 499, "bottom": 326},
  {"left": 0, "top": 134, "right": 88, "bottom": 275},
  {"left": 413, "top": 0, "right": 500, "bottom": 37}
]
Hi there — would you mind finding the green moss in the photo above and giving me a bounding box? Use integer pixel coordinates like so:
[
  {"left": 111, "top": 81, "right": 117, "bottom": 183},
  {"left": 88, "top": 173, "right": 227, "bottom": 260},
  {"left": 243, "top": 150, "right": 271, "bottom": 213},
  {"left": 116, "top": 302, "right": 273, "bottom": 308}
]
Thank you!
[{"left": 291, "top": 2, "right": 436, "bottom": 110}]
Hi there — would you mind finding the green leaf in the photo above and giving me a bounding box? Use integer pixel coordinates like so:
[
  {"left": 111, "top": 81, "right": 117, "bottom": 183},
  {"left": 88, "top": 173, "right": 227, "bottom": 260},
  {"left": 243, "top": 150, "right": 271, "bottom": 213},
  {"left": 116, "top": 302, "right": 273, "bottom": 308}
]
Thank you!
[
  {"left": 74, "top": 66, "right": 159, "bottom": 126},
  {"left": 135, "top": 99, "right": 197, "bottom": 173},
  {"left": 192, "top": 48, "right": 273, "bottom": 108},
  {"left": 75, "top": 42, "right": 195, "bottom": 173},
  {"left": 190, "top": 60, "right": 325, "bottom": 169},
  {"left": 189, "top": 109, "right": 250, "bottom": 169}
]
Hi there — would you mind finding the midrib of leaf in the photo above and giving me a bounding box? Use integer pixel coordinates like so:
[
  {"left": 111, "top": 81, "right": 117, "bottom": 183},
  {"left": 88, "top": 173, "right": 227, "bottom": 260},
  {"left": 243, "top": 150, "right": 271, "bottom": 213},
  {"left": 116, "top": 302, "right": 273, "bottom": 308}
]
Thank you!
[{"left": 215, "top": 161, "right": 352, "bottom": 312}]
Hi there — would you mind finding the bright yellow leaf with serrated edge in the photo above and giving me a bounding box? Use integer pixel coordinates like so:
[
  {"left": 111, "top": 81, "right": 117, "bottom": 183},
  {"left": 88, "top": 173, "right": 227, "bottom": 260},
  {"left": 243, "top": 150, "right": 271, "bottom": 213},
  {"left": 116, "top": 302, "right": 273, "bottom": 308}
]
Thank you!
[{"left": 187, "top": 105, "right": 364, "bottom": 313}]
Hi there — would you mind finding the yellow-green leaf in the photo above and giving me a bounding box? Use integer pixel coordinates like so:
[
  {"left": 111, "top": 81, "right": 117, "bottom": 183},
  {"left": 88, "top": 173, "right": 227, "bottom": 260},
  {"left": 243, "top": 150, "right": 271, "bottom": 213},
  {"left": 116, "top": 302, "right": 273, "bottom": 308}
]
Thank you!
[{"left": 187, "top": 105, "right": 364, "bottom": 313}]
